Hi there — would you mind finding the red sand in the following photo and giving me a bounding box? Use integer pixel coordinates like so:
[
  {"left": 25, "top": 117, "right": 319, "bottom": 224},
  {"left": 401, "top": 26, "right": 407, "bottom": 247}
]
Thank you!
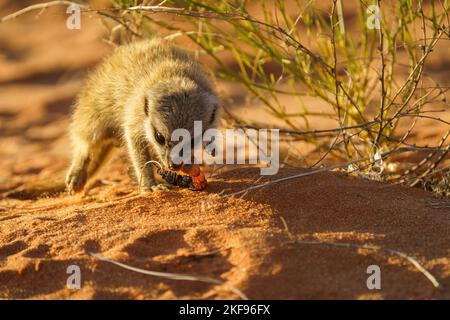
[{"left": 0, "top": 3, "right": 448, "bottom": 299}]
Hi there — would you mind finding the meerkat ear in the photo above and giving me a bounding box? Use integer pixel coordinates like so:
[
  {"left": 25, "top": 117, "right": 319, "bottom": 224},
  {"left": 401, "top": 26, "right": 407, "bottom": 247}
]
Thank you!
[
  {"left": 205, "top": 93, "right": 219, "bottom": 124},
  {"left": 209, "top": 106, "right": 217, "bottom": 124},
  {"left": 144, "top": 96, "right": 149, "bottom": 117},
  {"left": 205, "top": 93, "right": 218, "bottom": 107}
]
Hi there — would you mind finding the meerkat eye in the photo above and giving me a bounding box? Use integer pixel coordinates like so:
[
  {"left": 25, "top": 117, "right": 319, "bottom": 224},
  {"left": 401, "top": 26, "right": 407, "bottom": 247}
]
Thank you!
[{"left": 154, "top": 130, "right": 165, "bottom": 145}]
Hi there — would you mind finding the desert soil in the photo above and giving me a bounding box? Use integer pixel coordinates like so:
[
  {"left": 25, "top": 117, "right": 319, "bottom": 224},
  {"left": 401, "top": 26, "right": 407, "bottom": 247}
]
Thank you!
[{"left": 0, "top": 2, "right": 449, "bottom": 299}]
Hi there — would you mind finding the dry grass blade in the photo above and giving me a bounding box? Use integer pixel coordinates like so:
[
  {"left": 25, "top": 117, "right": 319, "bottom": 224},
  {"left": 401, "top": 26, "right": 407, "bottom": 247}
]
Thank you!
[
  {"left": 90, "top": 252, "right": 249, "bottom": 300},
  {"left": 222, "top": 150, "right": 404, "bottom": 198},
  {"left": 280, "top": 218, "right": 442, "bottom": 289},
  {"left": 1, "top": 0, "right": 88, "bottom": 22}
]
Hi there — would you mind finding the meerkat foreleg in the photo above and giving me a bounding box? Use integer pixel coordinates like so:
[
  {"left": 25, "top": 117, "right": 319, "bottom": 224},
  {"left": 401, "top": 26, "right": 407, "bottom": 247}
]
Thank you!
[{"left": 124, "top": 130, "right": 169, "bottom": 192}]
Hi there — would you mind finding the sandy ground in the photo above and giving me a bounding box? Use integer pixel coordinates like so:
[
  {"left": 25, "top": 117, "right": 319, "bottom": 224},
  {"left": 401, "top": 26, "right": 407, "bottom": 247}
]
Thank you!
[{"left": 0, "top": 2, "right": 449, "bottom": 299}]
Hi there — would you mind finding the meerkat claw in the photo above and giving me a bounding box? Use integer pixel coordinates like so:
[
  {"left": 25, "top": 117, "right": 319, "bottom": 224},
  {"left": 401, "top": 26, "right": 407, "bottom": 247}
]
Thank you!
[
  {"left": 65, "top": 170, "right": 87, "bottom": 195},
  {"left": 140, "top": 183, "right": 173, "bottom": 193},
  {"left": 149, "top": 183, "right": 172, "bottom": 192}
]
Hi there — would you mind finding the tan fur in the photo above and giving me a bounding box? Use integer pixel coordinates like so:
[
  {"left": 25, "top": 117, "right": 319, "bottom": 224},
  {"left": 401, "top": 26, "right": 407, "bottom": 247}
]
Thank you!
[{"left": 66, "top": 38, "right": 220, "bottom": 194}]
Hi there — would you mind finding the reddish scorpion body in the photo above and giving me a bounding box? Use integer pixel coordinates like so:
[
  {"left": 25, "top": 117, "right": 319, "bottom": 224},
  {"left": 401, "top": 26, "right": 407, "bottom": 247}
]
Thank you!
[{"left": 157, "top": 164, "right": 207, "bottom": 191}]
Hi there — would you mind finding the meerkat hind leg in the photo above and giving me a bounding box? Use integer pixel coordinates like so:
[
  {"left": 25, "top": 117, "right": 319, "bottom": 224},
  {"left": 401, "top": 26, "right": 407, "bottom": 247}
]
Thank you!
[{"left": 66, "top": 139, "right": 113, "bottom": 194}]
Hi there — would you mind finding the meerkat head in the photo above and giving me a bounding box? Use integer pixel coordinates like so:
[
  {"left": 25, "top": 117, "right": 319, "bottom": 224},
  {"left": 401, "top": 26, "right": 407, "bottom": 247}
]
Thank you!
[{"left": 143, "top": 77, "right": 220, "bottom": 170}]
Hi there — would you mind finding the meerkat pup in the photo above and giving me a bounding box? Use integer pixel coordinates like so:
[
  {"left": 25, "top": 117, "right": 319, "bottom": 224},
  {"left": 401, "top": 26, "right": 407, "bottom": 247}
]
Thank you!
[{"left": 65, "top": 38, "right": 220, "bottom": 194}]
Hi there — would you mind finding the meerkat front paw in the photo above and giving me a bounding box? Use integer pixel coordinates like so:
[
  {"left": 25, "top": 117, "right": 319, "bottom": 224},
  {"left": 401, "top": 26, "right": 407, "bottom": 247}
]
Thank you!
[
  {"left": 140, "top": 183, "right": 173, "bottom": 193},
  {"left": 151, "top": 183, "right": 173, "bottom": 192},
  {"left": 66, "top": 169, "right": 87, "bottom": 194}
]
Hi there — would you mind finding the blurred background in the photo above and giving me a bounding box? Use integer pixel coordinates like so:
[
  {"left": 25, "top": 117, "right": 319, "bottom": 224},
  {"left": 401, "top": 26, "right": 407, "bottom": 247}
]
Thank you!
[{"left": 0, "top": 0, "right": 449, "bottom": 195}]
